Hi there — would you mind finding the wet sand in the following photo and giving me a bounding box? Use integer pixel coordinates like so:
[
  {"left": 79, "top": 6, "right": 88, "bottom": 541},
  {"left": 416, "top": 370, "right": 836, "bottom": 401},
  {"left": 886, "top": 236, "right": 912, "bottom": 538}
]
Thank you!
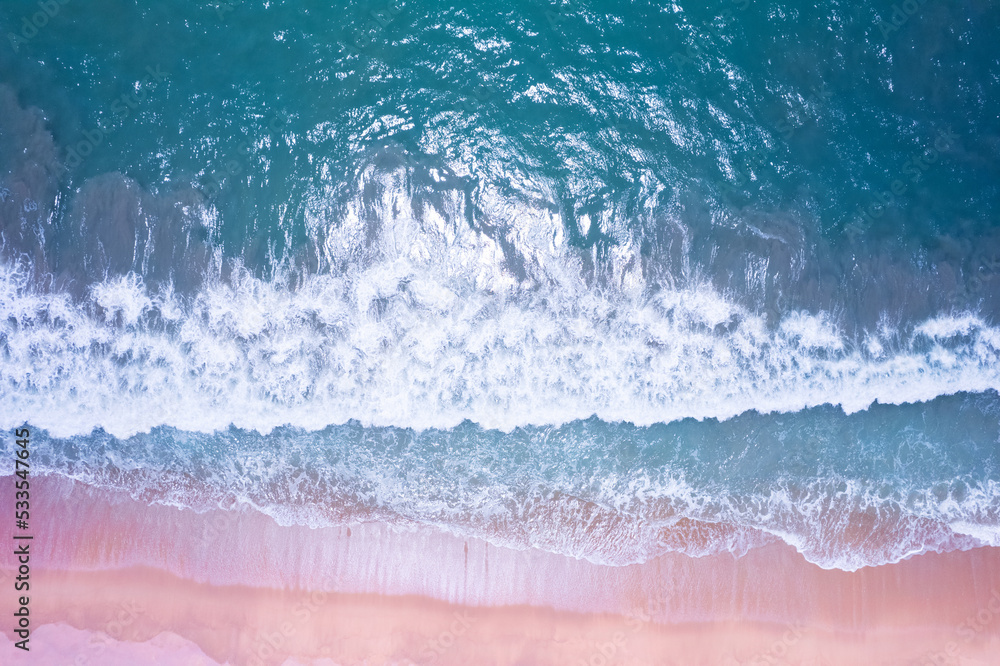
[{"left": 2, "top": 475, "right": 1000, "bottom": 665}]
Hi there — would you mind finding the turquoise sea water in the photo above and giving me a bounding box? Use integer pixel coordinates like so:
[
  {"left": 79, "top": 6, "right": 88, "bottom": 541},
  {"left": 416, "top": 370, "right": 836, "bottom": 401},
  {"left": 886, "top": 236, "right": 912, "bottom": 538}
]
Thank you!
[{"left": 2, "top": 0, "right": 1000, "bottom": 570}]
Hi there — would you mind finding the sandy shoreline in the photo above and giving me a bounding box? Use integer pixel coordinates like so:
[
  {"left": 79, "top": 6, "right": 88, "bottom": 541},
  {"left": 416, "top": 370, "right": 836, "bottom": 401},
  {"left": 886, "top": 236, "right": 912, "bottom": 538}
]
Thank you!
[
  {"left": 2, "top": 475, "right": 1000, "bottom": 664},
  {"left": 1, "top": 566, "right": 1000, "bottom": 665}
]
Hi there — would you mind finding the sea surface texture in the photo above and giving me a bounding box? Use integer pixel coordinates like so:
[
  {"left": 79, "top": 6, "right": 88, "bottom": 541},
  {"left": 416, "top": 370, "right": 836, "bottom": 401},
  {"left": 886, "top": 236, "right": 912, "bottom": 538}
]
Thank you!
[{"left": 1, "top": 0, "right": 1000, "bottom": 574}]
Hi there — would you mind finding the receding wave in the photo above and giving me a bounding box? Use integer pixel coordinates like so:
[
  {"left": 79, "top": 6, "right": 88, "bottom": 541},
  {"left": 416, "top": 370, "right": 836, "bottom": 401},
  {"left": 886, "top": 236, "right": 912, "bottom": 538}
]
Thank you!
[{"left": 25, "top": 394, "right": 1000, "bottom": 571}]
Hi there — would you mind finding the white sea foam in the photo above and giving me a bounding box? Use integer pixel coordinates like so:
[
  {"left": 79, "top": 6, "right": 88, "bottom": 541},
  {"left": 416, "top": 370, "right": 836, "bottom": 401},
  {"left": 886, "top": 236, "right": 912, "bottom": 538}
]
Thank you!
[
  {"left": 1, "top": 260, "right": 999, "bottom": 440},
  {"left": 1, "top": 161, "right": 998, "bottom": 438}
]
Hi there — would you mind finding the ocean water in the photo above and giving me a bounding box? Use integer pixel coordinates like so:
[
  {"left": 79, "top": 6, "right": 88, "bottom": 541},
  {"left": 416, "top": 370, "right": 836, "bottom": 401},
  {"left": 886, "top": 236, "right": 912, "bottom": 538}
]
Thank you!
[{"left": 2, "top": 0, "right": 1000, "bottom": 575}]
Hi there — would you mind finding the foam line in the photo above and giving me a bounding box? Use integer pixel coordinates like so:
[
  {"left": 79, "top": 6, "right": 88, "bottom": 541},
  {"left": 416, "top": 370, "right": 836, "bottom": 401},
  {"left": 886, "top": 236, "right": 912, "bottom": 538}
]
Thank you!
[{"left": 1, "top": 256, "right": 998, "bottom": 439}]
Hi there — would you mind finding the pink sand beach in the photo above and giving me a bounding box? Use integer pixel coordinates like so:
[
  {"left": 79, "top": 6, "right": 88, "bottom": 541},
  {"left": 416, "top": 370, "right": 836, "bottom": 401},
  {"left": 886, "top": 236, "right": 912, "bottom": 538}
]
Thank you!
[{"left": 3, "top": 474, "right": 1000, "bottom": 665}]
